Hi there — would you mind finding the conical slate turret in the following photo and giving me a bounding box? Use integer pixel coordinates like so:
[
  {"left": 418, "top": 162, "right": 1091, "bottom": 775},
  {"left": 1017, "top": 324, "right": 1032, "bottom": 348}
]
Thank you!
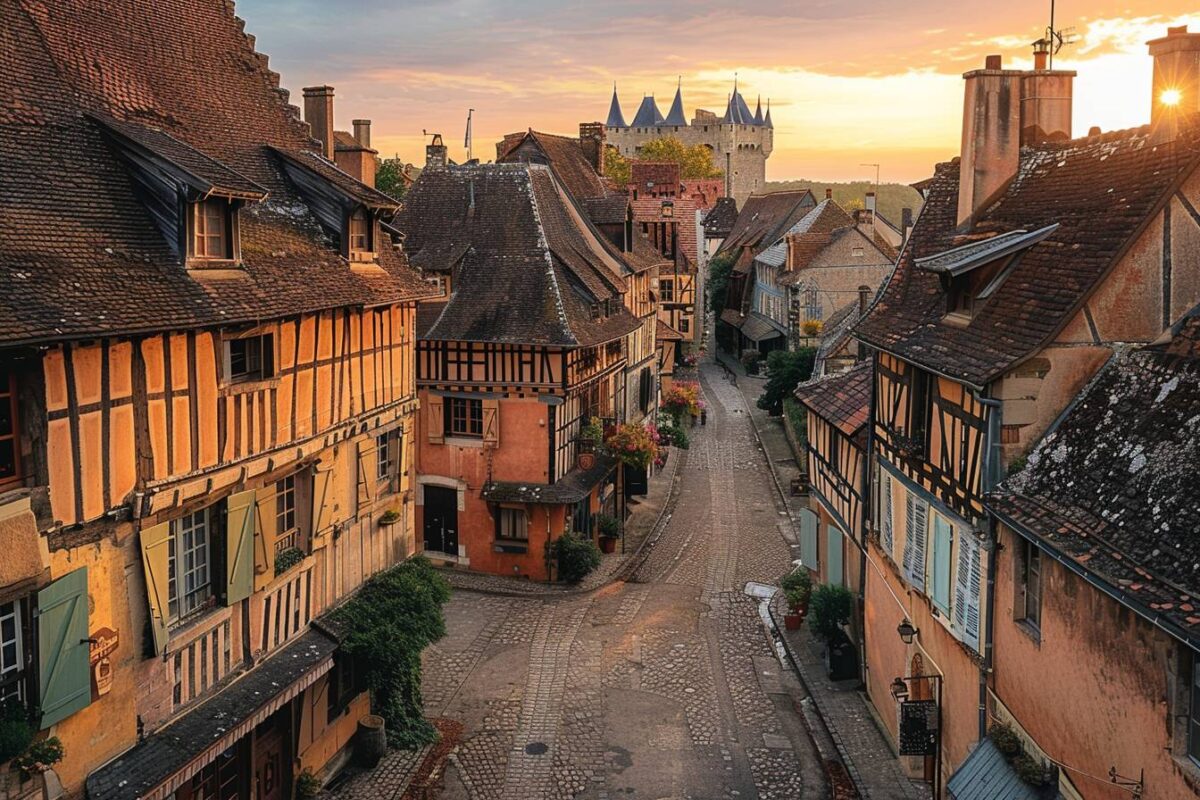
[
  {"left": 753, "top": 95, "right": 764, "bottom": 125},
  {"left": 606, "top": 83, "right": 627, "bottom": 128},
  {"left": 631, "top": 95, "right": 664, "bottom": 127},
  {"left": 764, "top": 98, "right": 773, "bottom": 128},
  {"left": 662, "top": 80, "right": 687, "bottom": 126}
]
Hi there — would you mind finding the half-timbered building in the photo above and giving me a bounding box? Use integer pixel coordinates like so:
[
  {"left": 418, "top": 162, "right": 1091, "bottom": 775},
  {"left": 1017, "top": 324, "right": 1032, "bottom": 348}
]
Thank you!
[
  {"left": 0, "top": 2, "right": 431, "bottom": 797},
  {"left": 851, "top": 36, "right": 1200, "bottom": 792},
  {"left": 398, "top": 154, "right": 647, "bottom": 580}
]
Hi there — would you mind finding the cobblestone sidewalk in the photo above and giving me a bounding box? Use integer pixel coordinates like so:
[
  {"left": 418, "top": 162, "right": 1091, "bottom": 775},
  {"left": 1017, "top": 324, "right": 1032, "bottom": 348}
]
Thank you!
[{"left": 723, "top": 353, "right": 931, "bottom": 800}]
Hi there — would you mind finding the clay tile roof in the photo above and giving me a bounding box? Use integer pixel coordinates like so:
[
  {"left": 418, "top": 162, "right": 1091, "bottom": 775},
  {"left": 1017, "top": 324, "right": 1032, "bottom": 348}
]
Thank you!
[
  {"left": 656, "top": 319, "right": 683, "bottom": 341},
  {"left": 583, "top": 195, "right": 630, "bottom": 225},
  {"left": 855, "top": 120, "right": 1200, "bottom": 387},
  {"left": 333, "top": 130, "right": 374, "bottom": 153},
  {"left": 794, "top": 361, "right": 872, "bottom": 437},
  {"left": 0, "top": 0, "right": 431, "bottom": 347},
  {"left": 496, "top": 130, "right": 611, "bottom": 202},
  {"left": 89, "top": 113, "right": 269, "bottom": 200},
  {"left": 271, "top": 147, "right": 400, "bottom": 209},
  {"left": 989, "top": 306, "right": 1200, "bottom": 646},
  {"left": 718, "top": 190, "right": 817, "bottom": 258},
  {"left": 760, "top": 200, "right": 857, "bottom": 274},
  {"left": 703, "top": 197, "right": 738, "bottom": 237},
  {"left": 394, "top": 163, "right": 639, "bottom": 347}
]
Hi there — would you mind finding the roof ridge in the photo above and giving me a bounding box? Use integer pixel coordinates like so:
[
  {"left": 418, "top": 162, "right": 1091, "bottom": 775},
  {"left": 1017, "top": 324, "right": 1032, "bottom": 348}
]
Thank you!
[{"left": 523, "top": 163, "right": 576, "bottom": 344}]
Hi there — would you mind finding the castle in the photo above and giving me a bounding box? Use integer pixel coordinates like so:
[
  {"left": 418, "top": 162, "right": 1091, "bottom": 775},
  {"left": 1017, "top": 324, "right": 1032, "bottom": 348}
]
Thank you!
[{"left": 605, "top": 79, "right": 773, "bottom": 205}]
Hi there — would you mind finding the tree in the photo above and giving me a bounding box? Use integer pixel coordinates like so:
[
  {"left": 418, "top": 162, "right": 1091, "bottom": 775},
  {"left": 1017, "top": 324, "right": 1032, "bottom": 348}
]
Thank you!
[
  {"left": 604, "top": 146, "right": 631, "bottom": 187},
  {"left": 707, "top": 251, "right": 737, "bottom": 315},
  {"left": 757, "top": 349, "right": 817, "bottom": 416},
  {"left": 376, "top": 157, "right": 410, "bottom": 199},
  {"left": 637, "top": 137, "right": 723, "bottom": 179}
]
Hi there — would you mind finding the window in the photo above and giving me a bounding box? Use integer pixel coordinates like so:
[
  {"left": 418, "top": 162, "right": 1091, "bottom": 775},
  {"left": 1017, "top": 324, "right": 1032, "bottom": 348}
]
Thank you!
[
  {"left": 852, "top": 245, "right": 865, "bottom": 258},
  {"left": 327, "top": 652, "right": 362, "bottom": 724},
  {"left": 660, "top": 279, "right": 675, "bottom": 303},
  {"left": 679, "top": 317, "right": 690, "bottom": 334},
  {"left": 0, "top": 366, "right": 19, "bottom": 489},
  {"left": 907, "top": 370, "right": 932, "bottom": 449},
  {"left": 275, "top": 475, "right": 297, "bottom": 552},
  {"left": 879, "top": 472, "right": 894, "bottom": 556},
  {"left": 376, "top": 430, "right": 402, "bottom": 487},
  {"left": 498, "top": 507, "right": 528, "bottom": 541},
  {"left": 445, "top": 397, "right": 483, "bottom": 438},
  {"left": 1019, "top": 538, "right": 1042, "bottom": 630},
  {"left": 0, "top": 600, "right": 28, "bottom": 704},
  {"left": 168, "top": 508, "right": 213, "bottom": 623},
  {"left": 225, "top": 334, "right": 274, "bottom": 383},
  {"left": 190, "top": 200, "right": 232, "bottom": 260},
  {"left": 349, "top": 208, "right": 373, "bottom": 254}
]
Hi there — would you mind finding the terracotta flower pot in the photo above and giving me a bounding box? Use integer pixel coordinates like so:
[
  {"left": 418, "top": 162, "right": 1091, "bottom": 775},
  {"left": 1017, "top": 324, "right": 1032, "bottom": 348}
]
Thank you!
[
  {"left": 784, "top": 613, "right": 803, "bottom": 630},
  {"left": 599, "top": 536, "right": 617, "bottom": 554}
]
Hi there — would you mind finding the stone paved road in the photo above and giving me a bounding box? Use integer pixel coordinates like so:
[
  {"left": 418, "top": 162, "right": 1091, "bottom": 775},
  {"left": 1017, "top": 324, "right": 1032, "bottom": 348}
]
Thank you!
[{"left": 423, "top": 363, "right": 829, "bottom": 800}]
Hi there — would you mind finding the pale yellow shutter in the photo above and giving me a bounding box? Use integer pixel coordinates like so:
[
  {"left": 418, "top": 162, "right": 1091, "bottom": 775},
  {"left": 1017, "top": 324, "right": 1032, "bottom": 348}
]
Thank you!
[
  {"left": 356, "top": 438, "right": 377, "bottom": 508},
  {"left": 427, "top": 396, "right": 444, "bottom": 444},
  {"left": 311, "top": 461, "right": 334, "bottom": 549},
  {"left": 139, "top": 521, "right": 171, "bottom": 656},
  {"left": 482, "top": 398, "right": 500, "bottom": 447},
  {"left": 226, "top": 489, "right": 257, "bottom": 602},
  {"left": 253, "top": 484, "right": 277, "bottom": 591}
]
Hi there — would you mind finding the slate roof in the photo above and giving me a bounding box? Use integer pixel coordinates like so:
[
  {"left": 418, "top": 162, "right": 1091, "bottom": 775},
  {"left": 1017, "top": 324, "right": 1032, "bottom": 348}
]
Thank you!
[
  {"left": 86, "top": 629, "right": 336, "bottom": 800},
  {"left": 812, "top": 296, "right": 873, "bottom": 377},
  {"left": 795, "top": 361, "right": 872, "bottom": 438},
  {"left": 396, "top": 163, "right": 640, "bottom": 347},
  {"left": 703, "top": 197, "right": 739, "bottom": 238},
  {"left": 723, "top": 89, "right": 756, "bottom": 125},
  {"left": 631, "top": 96, "right": 665, "bottom": 127},
  {"left": 0, "top": 0, "right": 431, "bottom": 348},
  {"left": 717, "top": 190, "right": 817, "bottom": 262},
  {"left": 272, "top": 147, "right": 402, "bottom": 209},
  {"left": 662, "top": 86, "right": 688, "bottom": 127},
  {"left": 482, "top": 455, "right": 617, "bottom": 504},
  {"left": 606, "top": 86, "right": 627, "bottom": 128},
  {"left": 988, "top": 307, "right": 1200, "bottom": 646},
  {"left": 757, "top": 200, "right": 856, "bottom": 272},
  {"left": 946, "top": 739, "right": 1042, "bottom": 800},
  {"left": 913, "top": 224, "right": 1057, "bottom": 276},
  {"left": 855, "top": 119, "right": 1200, "bottom": 387}
]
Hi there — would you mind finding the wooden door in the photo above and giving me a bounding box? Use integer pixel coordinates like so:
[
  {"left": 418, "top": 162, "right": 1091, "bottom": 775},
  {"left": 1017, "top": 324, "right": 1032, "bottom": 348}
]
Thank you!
[
  {"left": 253, "top": 725, "right": 285, "bottom": 800},
  {"left": 423, "top": 486, "right": 458, "bottom": 556}
]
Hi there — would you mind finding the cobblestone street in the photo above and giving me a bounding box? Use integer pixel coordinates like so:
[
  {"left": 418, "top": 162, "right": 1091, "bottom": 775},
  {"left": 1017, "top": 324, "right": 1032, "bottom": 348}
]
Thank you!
[{"left": 422, "top": 363, "right": 829, "bottom": 800}]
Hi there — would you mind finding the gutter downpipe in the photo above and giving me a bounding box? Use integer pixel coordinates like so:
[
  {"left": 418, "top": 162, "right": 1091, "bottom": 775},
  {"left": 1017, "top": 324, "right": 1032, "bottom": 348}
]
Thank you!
[
  {"left": 974, "top": 390, "right": 1002, "bottom": 741},
  {"left": 859, "top": 349, "right": 877, "bottom": 684}
]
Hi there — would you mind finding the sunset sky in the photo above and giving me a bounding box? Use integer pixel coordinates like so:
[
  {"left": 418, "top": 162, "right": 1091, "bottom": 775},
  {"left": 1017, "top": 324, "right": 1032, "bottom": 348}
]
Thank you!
[{"left": 236, "top": 2, "right": 1195, "bottom": 184}]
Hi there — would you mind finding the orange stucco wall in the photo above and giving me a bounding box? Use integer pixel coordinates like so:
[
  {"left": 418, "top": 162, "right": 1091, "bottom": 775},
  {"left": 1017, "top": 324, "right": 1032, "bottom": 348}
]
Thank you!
[{"left": 992, "top": 524, "right": 1200, "bottom": 799}]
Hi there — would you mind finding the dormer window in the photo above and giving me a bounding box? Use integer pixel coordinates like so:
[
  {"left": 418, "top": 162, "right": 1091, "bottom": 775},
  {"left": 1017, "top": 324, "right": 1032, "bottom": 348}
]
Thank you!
[
  {"left": 349, "top": 208, "right": 375, "bottom": 261},
  {"left": 189, "top": 199, "right": 236, "bottom": 262}
]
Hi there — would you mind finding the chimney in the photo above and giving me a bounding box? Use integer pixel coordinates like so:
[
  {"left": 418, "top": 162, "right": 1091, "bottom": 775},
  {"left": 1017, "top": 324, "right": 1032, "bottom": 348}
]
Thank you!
[
  {"left": 901, "top": 207, "right": 914, "bottom": 247},
  {"left": 303, "top": 85, "right": 335, "bottom": 159},
  {"left": 957, "top": 53, "right": 1074, "bottom": 227},
  {"left": 353, "top": 119, "right": 371, "bottom": 149},
  {"left": 425, "top": 134, "right": 448, "bottom": 171},
  {"left": 1032, "top": 39, "right": 1050, "bottom": 71},
  {"left": 1148, "top": 25, "right": 1200, "bottom": 143},
  {"left": 579, "top": 122, "right": 607, "bottom": 176},
  {"left": 824, "top": 187, "right": 833, "bottom": 200}
]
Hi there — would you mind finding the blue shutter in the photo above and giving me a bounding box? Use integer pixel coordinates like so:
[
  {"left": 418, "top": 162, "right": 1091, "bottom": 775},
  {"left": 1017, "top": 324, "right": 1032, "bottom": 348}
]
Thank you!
[
  {"left": 37, "top": 568, "right": 92, "bottom": 728},
  {"left": 901, "top": 494, "right": 915, "bottom": 578},
  {"left": 799, "top": 509, "right": 818, "bottom": 572},
  {"left": 953, "top": 530, "right": 971, "bottom": 632},
  {"left": 827, "top": 525, "right": 843, "bottom": 587},
  {"left": 931, "top": 516, "right": 952, "bottom": 614}
]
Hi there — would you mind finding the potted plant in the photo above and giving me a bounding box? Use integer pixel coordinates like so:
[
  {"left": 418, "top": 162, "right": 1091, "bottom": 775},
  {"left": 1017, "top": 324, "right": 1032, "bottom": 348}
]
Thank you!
[
  {"left": 12, "top": 736, "right": 64, "bottom": 782},
  {"left": 597, "top": 514, "right": 620, "bottom": 554},
  {"left": 296, "top": 768, "right": 322, "bottom": 799},
  {"left": 604, "top": 423, "right": 662, "bottom": 470},
  {"left": 809, "top": 584, "right": 857, "bottom": 680},
  {"left": 378, "top": 508, "right": 402, "bottom": 527},
  {"left": 780, "top": 570, "right": 812, "bottom": 630},
  {"left": 553, "top": 532, "right": 602, "bottom": 584}
]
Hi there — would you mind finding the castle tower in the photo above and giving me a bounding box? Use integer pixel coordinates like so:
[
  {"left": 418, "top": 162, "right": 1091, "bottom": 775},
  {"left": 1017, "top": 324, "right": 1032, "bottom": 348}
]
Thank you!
[{"left": 604, "top": 78, "right": 773, "bottom": 205}]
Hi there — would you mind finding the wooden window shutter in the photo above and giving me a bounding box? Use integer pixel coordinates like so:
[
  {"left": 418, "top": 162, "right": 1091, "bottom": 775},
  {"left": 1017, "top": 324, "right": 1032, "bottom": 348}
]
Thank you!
[
  {"left": 901, "top": 494, "right": 916, "bottom": 581},
  {"left": 953, "top": 530, "right": 971, "bottom": 633},
  {"left": 482, "top": 398, "right": 500, "bottom": 446},
  {"left": 428, "top": 397, "right": 444, "bottom": 445},
  {"left": 964, "top": 537, "right": 983, "bottom": 651},
  {"left": 826, "top": 526, "right": 843, "bottom": 586},
  {"left": 799, "top": 509, "right": 818, "bottom": 571},
  {"left": 909, "top": 499, "right": 928, "bottom": 593},
  {"left": 880, "top": 474, "right": 894, "bottom": 556},
  {"left": 37, "top": 567, "right": 92, "bottom": 727},
  {"left": 139, "top": 521, "right": 172, "bottom": 656},
  {"left": 931, "top": 517, "right": 952, "bottom": 613},
  {"left": 310, "top": 461, "right": 335, "bottom": 549},
  {"left": 225, "top": 490, "right": 257, "bottom": 604},
  {"left": 356, "top": 438, "right": 377, "bottom": 507},
  {"left": 253, "top": 485, "right": 276, "bottom": 593}
]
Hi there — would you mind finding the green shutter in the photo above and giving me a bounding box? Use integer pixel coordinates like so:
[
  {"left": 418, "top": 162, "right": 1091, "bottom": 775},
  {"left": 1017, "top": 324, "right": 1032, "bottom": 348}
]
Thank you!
[
  {"left": 799, "top": 509, "right": 818, "bottom": 572},
  {"left": 140, "top": 521, "right": 171, "bottom": 656},
  {"left": 226, "top": 490, "right": 256, "bottom": 605},
  {"left": 37, "top": 568, "right": 91, "bottom": 728},
  {"left": 932, "top": 516, "right": 952, "bottom": 614},
  {"left": 826, "top": 525, "right": 843, "bottom": 587}
]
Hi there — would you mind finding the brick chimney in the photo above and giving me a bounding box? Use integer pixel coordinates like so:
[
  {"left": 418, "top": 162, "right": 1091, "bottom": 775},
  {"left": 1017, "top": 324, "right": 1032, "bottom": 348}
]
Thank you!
[
  {"left": 824, "top": 188, "right": 833, "bottom": 200},
  {"left": 1149, "top": 25, "right": 1200, "bottom": 143},
  {"left": 579, "top": 122, "right": 606, "bottom": 176},
  {"left": 353, "top": 119, "right": 371, "bottom": 149},
  {"left": 901, "top": 207, "right": 914, "bottom": 247},
  {"left": 957, "top": 53, "right": 1074, "bottom": 228},
  {"left": 303, "top": 85, "right": 335, "bottom": 159},
  {"left": 426, "top": 134, "right": 448, "bottom": 171}
]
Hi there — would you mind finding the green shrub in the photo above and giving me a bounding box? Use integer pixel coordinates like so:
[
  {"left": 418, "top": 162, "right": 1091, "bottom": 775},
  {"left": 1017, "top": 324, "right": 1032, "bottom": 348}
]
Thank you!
[
  {"left": 809, "top": 584, "right": 854, "bottom": 643},
  {"left": 989, "top": 722, "right": 1022, "bottom": 757},
  {"left": 757, "top": 349, "right": 816, "bottom": 416},
  {"left": 656, "top": 415, "right": 690, "bottom": 450},
  {"left": 782, "top": 397, "right": 807, "bottom": 446},
  {"left": 296, "top": 768, "right": 322, "bottom": 799},
  {"left": 740, "top": 350, "right": 762, "bottom": 375},
  {"left": 274, "top": 546, "right": 304, "bottom": 576},
  {"left": 708, "top": 252, "right": 737, "bottom": 314},
  {"left": 13, "top": 736, "right": 63, "bottom": 778},
  {"left": 379, "top": 508, "right": 402, "bottom": 524},
  {"left": 554, "top": 532, "right": 603, "bottom": 584},
  {"left": 780, "top": 570, "right": 812, "bottom": 610},
  {"left": 332, "top": 557, "right": 451, "bottom": 749},
  {"left": 1012, "top": 753, "right": 1054, "bottom": 786},
  {"left": 0, "top": 700, "right": 32, "bottom": 763}
]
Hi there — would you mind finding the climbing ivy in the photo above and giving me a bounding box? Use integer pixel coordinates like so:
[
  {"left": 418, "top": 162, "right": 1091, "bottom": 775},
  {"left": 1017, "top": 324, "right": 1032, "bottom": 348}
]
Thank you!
[{"left": 332, "top": 557, "right": 451, "bottom": 749}]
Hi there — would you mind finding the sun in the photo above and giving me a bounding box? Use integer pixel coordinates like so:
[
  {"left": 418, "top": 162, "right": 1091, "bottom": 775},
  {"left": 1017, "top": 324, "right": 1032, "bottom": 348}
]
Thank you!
[{"left": 1160, "top": 88, "right": 1183, "bottom": 107}]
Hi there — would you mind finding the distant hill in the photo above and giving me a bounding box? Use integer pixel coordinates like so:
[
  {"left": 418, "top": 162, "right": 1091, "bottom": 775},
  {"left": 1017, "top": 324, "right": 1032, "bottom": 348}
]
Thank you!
[{"left": 764, "top": 180, "right": 922, "bottom": 227}]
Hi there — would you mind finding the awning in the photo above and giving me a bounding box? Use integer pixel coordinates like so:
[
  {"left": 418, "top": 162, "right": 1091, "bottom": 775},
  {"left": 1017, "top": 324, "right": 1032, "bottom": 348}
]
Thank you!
[
  {"left": 87, "top": 629, "right": 337, "bottom": 800},
  {"left": 482, "top": 455, "right": 617, "bottom": 505},
  {"left": 740, "top": 312, "right": 785, "bottom": 343},
  {"left": 947, "top": 739, "right": 1048, "bottom": 800}
]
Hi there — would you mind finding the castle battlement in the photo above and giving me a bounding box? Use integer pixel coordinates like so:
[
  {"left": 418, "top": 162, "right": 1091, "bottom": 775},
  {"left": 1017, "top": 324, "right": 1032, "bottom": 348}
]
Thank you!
[{"left": 604, "top": 80, "right": 773, "bottom": 205}]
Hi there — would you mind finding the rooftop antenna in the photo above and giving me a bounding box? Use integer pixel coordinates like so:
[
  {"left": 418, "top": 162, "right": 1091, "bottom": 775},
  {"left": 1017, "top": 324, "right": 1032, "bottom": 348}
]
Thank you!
[
  {"left": 1043, "top": 0, "right": 1080, "bottom": 69},
  {"left": 464, "top": 108, "right": 474, "bottom": 162}
]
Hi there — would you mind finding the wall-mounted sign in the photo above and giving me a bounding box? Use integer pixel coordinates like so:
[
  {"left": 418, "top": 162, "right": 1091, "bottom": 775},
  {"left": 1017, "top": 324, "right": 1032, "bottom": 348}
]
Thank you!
[
  {"left": 898, "top": 699, "right": 938, "bottom": 756},
  {"left": 89, "top": 627, "right": 119, "bottom": 700}
]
